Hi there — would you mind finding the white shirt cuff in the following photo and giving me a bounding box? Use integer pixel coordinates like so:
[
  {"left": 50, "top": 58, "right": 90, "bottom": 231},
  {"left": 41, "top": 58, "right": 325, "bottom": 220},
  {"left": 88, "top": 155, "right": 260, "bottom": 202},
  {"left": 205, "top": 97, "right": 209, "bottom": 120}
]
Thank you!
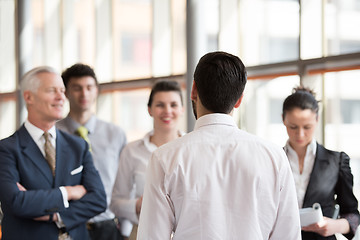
[
  {"left": 59, "top": 186, "right": 69, "bottom": 208},
  {"left": 55, "top": 213, "right": 66, "bottom": 228}
]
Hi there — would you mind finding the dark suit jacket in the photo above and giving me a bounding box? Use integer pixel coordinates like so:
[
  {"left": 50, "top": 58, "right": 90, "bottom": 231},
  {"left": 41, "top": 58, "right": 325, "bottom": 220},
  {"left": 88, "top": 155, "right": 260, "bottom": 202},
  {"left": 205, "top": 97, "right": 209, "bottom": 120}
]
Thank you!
[
  {"left": 301, "top": 143, "right": 359, "bottom": 240},
  {"left": 0, "top": 125, "right": 107, "bottom": 240}
]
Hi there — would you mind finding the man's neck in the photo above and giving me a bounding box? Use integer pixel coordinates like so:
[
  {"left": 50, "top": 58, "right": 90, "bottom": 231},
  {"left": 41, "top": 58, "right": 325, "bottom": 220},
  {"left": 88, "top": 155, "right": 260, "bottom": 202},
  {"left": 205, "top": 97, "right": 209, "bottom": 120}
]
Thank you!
[
  {"left": 27, "top": 117, "right": 56, "bottom": 132},
  {"left": 290, "top": 143, "right": 307, "bottom": 160},
  {"left": 68, "top": 110, "right": 93, "bottom": 125},
  {"left": 196, "top": 106, "right": 233, "bottom": 119},
  {"left": 150, "top": 129, "right": 180, "bottom": 147}
]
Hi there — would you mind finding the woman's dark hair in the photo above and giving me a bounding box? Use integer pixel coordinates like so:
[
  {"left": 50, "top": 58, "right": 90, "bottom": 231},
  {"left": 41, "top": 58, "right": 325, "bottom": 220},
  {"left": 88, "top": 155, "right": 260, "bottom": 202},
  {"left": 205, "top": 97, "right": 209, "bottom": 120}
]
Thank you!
[
  {"left": 282, "top": 86, "right": 319, "bottom": 120},
  {"left": 147, "top": 81, "right": 183, "bottom": 107}
]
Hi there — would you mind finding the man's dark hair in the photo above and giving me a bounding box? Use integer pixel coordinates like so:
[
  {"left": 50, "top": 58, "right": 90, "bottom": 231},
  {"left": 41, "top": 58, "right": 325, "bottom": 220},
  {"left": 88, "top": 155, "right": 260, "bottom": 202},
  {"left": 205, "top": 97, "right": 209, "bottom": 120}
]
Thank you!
[
  {"left": 147, "top": 80, "right": 183, "bottom": 107},
  {"left": 193, "top": 51, "right": 247, "bottom": 114},
  {"left": 61, "top": 63, "right": 98, "bottom": 88}
]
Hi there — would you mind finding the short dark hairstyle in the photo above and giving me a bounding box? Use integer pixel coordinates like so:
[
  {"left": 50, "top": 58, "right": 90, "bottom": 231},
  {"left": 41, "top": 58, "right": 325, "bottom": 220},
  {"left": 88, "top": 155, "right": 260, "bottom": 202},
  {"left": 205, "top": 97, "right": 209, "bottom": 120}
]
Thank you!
[
  {"left": 147, "top": 80, "right": 183, "bottom": 107},
  {"left": 193, "top": 51, "right": 247, "bottom": 114},
  {"left": 282, "top": 86, "right": 319, "bottom": 120},
  {"left": 61, "top": 63, "right": 98, "bottom": 88}
]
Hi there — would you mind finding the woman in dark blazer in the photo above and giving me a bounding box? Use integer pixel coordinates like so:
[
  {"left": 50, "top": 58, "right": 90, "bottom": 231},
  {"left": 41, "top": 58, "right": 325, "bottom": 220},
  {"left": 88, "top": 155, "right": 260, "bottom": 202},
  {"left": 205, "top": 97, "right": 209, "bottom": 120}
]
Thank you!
[{"left": 282, "top": 86, "right": 359, "bottom": 240}]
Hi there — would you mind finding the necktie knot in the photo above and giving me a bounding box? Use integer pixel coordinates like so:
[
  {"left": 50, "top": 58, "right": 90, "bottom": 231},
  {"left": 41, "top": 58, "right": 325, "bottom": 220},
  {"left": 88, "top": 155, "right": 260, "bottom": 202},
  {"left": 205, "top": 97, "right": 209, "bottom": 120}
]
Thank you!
[
  {"left": 43, "top": 131, "right": 50, "bottom": 140},
  {"left": 75, "top": 126, "right": 92, "bottom": 152},
  {"left": 76, "top": 126, "right": 89, "bottom": 138}
]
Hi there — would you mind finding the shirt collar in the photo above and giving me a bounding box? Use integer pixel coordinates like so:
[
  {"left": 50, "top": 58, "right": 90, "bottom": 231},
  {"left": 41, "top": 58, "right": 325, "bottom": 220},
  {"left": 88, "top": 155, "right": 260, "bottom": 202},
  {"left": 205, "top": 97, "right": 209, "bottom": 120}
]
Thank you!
[
  {"left": 284, "top": 138, "right": 317, "bottom": 156},
  {"left": 142, "top": 130, "right": 186, "bottom": 152},
  {"left": 194, "top": 113, "right": 237, "bottom": 131},
  {"left": 83, "top": 115, "right": 96, "bottom": 134},
  {"left": 24, "top": 119, "right": 57, "bottom": 140},
  {"left": 143, "top": 130, "right": 157, "bottom": 152},
  {"left": 63, "top": 115, "right": 96, "bottom": 134}
]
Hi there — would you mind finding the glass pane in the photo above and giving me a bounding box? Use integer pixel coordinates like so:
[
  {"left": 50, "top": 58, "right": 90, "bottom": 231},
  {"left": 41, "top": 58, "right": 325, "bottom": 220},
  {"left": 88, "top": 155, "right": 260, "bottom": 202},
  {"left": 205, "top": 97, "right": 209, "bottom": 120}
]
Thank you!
[
  {"left": 325, "top": 0, "right": 360, "bottom": 56},
  {"left": 205, "top": 0, "right": 219, "bottom": 52},
  {"left": 32, "top": 0, "right": 44, "bottom": 66},
  {"left": 324, "top": 70, "right": 360, "bottom": 158},
  {"left": 62, "top": 0, "right": 95, "bottom": 67},
  {"left": 0, "top": 100, "right": 16, "bottom": 139},
  {"left": 171, "top": 0, "right": 186, "bottom": 75},
  {"left": 32, "top": 0, "right": 95, "bottom": 67},
  {"left": 239, "top": 0, "right": 300, "bottom": 66},
  {"left": 300, "top": 0, "right": 322, "bottom": 59},
  {"left": 113, "top": 1, "right": 152, "bottom": 80},
  {"left": 235, "top": 76, "right": 300, "bottom": 147},
  {"left": 0, "top": 0, "right": 16, "bottom": 93}
]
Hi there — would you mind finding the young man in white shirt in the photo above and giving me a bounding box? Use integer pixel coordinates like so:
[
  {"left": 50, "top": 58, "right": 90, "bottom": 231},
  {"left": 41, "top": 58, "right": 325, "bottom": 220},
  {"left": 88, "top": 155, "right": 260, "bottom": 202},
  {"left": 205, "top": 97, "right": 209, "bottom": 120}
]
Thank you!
[{"left": 137, "top": 51, "right": 301, "bottom": 240}]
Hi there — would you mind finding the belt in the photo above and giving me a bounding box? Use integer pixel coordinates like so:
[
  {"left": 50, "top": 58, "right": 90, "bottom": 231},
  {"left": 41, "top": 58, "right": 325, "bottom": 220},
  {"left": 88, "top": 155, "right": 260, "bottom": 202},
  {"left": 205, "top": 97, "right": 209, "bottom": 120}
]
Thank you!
[{"left": 86, "top": 218, "right": 119, "bottom": 231}]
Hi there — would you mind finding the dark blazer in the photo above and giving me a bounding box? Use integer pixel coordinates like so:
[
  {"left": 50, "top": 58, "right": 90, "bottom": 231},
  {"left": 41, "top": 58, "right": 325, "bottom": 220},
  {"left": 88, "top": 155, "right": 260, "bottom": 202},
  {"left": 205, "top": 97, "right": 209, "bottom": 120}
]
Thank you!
[
  {"left": 301, "top": 143, "right": 359, "bottom": 240},
  {"left": 0, "top": 125, "right": 107, "bottom": 240}
]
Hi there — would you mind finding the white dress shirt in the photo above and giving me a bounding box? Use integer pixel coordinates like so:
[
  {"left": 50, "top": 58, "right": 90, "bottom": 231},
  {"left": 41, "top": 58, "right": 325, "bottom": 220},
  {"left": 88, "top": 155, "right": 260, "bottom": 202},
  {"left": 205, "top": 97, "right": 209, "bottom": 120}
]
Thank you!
[
  {"left": 284, "top": 139, "right": 316, "bottom": 208},
  {"left": 110, "top": 132, "right": 157, "bottom": 227},
  {"left": 138, "top": 113, "right": 301, "bottom": 240},
  {"left": 110, "top": 130, "right": 184, "bottom": 236}
]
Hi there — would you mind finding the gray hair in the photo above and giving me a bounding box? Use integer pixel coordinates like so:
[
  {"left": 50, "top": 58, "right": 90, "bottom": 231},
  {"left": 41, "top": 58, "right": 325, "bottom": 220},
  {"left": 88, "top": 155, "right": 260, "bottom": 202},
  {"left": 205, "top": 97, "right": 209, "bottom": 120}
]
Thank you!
[{"left": 20, "top": 66, "right": 59, "bottom": 93}]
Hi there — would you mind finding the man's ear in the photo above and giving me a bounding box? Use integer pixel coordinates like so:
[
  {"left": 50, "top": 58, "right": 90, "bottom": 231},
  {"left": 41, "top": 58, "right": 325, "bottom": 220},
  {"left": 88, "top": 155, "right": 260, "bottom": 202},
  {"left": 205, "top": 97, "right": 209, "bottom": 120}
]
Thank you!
[
  {"left": 191, "top": 81, "right": 197, "bottom": 101},
  {"left": 148, "top": 106, "right": 152, "bottom": 117},
  {"left": 23, "top": 90, "right": 33, "bottom": 105},
  {"left": 234, "top": 94, "right": 244, "bottom": 108}
]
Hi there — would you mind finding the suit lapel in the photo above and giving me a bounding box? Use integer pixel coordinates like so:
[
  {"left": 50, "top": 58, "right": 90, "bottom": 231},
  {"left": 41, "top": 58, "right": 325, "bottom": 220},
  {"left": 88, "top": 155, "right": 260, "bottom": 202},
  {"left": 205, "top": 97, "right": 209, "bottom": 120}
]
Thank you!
[
  {"left": 303, "top": 143, "right": 329, "bottom": 207},
  {"left": 18, "top": 125, "right": 53, "bottom": 185},
  {"left": 54, "top": 130, "right": 70, "bottom": 187}
]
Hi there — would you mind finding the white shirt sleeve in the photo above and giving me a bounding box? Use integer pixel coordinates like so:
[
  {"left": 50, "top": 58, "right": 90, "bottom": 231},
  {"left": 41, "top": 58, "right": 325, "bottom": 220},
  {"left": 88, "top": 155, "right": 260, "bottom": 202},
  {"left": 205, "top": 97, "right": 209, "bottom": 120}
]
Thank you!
[
  {"left": 110, "top": 150, "right": 140, "bottom": 224},
  {"left": 137, "top": 153, "right": 174, "bottom": 239},
  {"left": 269, "top": 152, "right": 301, "bottom": 240},
  {"left": 55, "top": 213, "right": 65, "bottom": 228}
]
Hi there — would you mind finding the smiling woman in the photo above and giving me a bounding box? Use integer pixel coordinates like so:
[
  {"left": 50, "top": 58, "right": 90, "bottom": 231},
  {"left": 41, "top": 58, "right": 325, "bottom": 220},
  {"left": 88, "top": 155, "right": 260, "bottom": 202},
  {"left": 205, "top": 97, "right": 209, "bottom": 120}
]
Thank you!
[{"left": 110, "top": 80, "right": 184, "bottom": 239}]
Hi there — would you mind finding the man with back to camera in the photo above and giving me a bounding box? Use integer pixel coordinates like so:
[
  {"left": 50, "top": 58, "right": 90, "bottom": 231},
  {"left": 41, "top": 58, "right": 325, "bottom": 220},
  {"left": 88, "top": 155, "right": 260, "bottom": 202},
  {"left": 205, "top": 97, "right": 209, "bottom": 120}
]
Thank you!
[
  {"left": 0, "top": 66, "right": 107, "bottom": 240},
  {"left": 56, "top": 63, "right": 127, "bottom": 240},
  {"left": 137, "top": 51, "right": 302, "bottom": 239}
]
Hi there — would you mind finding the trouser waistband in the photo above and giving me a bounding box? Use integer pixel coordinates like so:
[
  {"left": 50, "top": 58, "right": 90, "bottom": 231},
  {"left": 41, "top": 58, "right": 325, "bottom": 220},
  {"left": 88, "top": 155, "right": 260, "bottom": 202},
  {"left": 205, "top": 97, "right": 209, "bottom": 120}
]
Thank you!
[{"left": 86, "top": 218, "right": 119, "bottom": 230}]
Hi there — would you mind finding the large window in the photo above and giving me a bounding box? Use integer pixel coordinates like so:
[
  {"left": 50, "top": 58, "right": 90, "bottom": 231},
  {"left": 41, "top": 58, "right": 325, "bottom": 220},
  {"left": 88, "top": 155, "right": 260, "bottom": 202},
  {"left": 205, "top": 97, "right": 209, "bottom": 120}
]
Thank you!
[
  {"left": 323, "top": 70, "right": 360, "bottom": 158},
  {"left": 325, "top": 0, "right": 360, "bottom": 56},
  {"left": 0, "top": 1, "right": 360, "bottom": 178},
  {"left": 113, "top": 1, "right": 152, "bottom": 80},
  {"left": 0, "top": 0, "right": 16, "bottom": 139},
  {"left": 239, "top": 0, "right": 300, "bottom": 65},
  {"left": 301, "top": 0, "right": 360, "bottom": 59}
]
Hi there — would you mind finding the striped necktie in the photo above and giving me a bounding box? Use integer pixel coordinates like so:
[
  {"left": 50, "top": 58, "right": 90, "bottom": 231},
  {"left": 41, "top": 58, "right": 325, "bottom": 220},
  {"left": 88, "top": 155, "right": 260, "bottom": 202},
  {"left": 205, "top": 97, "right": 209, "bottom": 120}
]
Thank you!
[{"left": 43, "top": 132, "right": 56, "bottom": 176}]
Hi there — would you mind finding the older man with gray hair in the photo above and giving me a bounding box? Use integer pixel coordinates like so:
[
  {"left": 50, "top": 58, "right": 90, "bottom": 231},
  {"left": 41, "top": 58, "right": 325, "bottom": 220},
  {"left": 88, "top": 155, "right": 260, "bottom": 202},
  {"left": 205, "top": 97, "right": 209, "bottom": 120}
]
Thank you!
[{"left": 0, "top": 66, "right": 106, "bottom": 240}]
